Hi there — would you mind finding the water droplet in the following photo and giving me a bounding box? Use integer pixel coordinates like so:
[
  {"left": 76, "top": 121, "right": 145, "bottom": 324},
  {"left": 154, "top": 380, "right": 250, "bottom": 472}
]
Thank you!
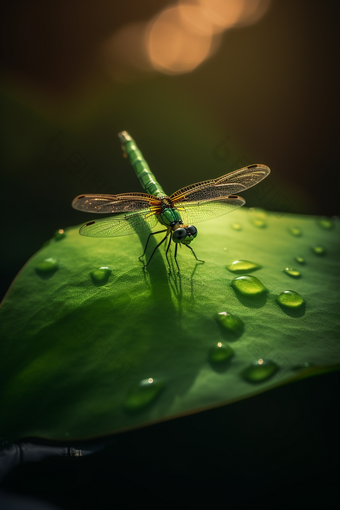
[
  {"left": 249, "top": 208, "right": 267, "bottom": 219},
  {"left": 54, "top": 228, "right": 66, "bottom": 240},
  {"left": 283, "top": 267, "right": 301, "bottom": 278},
  {"left": 241, "top": 359, "right": 279, "bottom": 383},
  {"left": 231, "top": 276, "right": 267, "bottom": 296},
  {"left": 35, "top": 258, "right": 59, "bottom": 274},
  {"left": 251, "top": 218, "right": 267, "bottom": 228},
  {"left": 311, "top": 245, "right": 326, "bottom": 256},
  {"left": 277, "top": 290, "right": 304, "bottom": 309},
  {"left": 124, "top": 378, "right": 165, "bottom": 411},
  {"left": 226, "top": 260, "right": 261, "bottom": 274},
  {"left": 90, "top": 267, "right": 112, "bottom": 286},
  {"left": 295, "top": 256, "right": 305, "bottom": 264},
  {"left": 216, "top": 312, "right": 244, "bottom": 336},
  {"left": 230, "top": 223, "right": 242, "bottom": 231},
  {"left": 316, "top": 217, "right": 334, "bottom": 230},
  {"left": 249, "top": 208, "right": 267, "bottom": 228},
  {"left": 209, "top": 341, "right": 234, "bottom": 363},
  {"left": 291, "top": 361, "right": 314, "bottom": 370},
  {"left": 288, "top": 226, "right": 302, "bottom": 237}
]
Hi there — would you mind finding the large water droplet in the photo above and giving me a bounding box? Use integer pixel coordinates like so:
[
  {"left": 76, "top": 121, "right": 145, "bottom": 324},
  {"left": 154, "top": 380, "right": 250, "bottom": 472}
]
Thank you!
[
  {"left": 311, "top": 245, "right": 326, "bottom": 256},
  {"left": 295, "top": 256, "right": 305, "bottom": 265},
  {"left": 226, "top": 260, "right": 261, "bottom": 274},
  {"left": 231, "top": 276, "right": 267, "bottom": 296},
  {"left": 241, "top": 359, "right": 279, "bottom": 383},
  {"left": 230, "top": 223, "right": 242, "bottom": 231},
  {"left": 209, "top": 342, "right": 234, "bottom": 363},
  {"left": 316, "top": 217, "right": 334, "bottom": 230},
  {"left": 124, "top": 378, "right": 165, "bottom": 411},
  {"left": 35, "top": 258, "right": 59, "bottom": 274},
  {"left": 90, "top": 267, "right": 112, "bottom": 286},
  {"left": 54, "top": 228, "right": 66, "bottom": 240},
  {"left": 283, "top": 267, "right": 301, "bottom": 278},
  {"left": 216, "top": 312, "right": 244, "bottom": 336},
  {"left": 277, "top": 290, "right": 304, "bottom": 309},
  {"left": 288, "top": 226, "right": 302, "bottom": 237}
]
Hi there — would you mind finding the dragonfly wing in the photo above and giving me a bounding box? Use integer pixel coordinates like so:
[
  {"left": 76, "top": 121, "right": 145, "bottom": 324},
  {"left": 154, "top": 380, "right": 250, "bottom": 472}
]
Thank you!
[
  {"left": 170, "top": 164, "right": 270, "bottom": 203},
  {"left": 79, "top": 211, "right": 159, "bottom": 237},
  {"left": 176, "top": 196, "right": 246, "bottom": 225},
  {"left": 72, "top": 193, "right": 160, "bottom": 214}
]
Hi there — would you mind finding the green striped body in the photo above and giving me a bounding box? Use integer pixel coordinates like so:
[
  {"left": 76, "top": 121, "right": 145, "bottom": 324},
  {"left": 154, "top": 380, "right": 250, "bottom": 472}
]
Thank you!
[
  {"left": 118, "top": 131, "right": 182, "bottom": 227},
  {"left": 118, "top": 131, "right": 166, "bottom": 198}
]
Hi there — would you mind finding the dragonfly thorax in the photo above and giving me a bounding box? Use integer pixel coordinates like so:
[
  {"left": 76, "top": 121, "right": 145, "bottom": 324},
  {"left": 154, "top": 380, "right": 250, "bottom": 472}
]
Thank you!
[{"left": 172, "top": 223, "right": 197, "bottom": 245}]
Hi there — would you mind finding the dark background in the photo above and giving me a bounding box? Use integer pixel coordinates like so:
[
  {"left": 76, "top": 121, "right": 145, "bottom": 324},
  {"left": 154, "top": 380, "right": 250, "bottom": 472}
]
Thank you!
[
  {"left": 1, "top": 2, "right": 339, "bottom": 508},
  {"left": 1, "top": 0, "right": 339, "bottom": 300}
]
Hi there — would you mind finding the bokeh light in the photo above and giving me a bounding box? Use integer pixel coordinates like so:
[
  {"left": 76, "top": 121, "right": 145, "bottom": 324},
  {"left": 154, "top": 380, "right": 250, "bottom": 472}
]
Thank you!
[
  {"left": 147, "top": 6, "right": 213, "bottom": 74},
  {"left": 102, "top": 1, "right": 271, "bottom": 77}
]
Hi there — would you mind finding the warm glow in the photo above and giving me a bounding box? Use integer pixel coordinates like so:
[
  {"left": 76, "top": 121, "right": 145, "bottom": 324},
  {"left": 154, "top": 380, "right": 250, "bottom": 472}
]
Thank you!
[
  {"left": 197, "top": 0, "right": 246, "bottom": 30},
  {"left": 58, "top": 229, "right": 64, "bottom": 234},
  {"left": 237, "top": 0, "right": 272, "bottom": 27},
  {"left": 148, "top": 378, "right": 154, "bottom": 383},
  {"left": 147, "top": 6, "right": 213, "bottom": 74},
  {"left": 103, "top": 0, "right": 271, "bottom": 78},
  {"left": 178, "top": 2, "right": 216, "bottom": 36},
  {"left": 217, "top": 342, "right": 222, "bottom": 347},
  {"left": 258, "top": 358, "right": 264, "bottom": 365}
]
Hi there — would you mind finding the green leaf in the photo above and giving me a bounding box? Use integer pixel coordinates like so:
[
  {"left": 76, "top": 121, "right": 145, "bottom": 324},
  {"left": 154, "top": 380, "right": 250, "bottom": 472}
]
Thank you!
[{"left": 0, "top": 208, "right": 339, "bottom": 442}]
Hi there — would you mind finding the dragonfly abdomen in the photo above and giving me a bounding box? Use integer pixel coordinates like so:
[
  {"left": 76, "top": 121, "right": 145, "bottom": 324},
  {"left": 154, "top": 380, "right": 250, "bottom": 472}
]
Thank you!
[{"left": 119, "top": 131, "right": 166, "bottom": 199}]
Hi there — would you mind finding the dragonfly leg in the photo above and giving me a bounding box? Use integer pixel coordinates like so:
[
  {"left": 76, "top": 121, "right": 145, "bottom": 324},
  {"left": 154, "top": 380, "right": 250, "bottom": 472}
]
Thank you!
[
  {"left": 139, "top": 229, "right": 167, "bottom": 261},
  {"left": 184, "top": 244, "right": 205, "bottom": 263},
  {"left": 165, "top": 235, "right": 173, "bottom": 273},
  {"left": 174, "top": 242, "right": 181, "bottom": 273},
  {"left": 143, "top": 232, "right": 168, "bottom": 270}
]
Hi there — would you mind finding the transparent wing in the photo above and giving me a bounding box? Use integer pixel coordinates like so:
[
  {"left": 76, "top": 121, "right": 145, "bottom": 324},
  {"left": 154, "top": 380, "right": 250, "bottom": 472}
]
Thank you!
[
  {"left": 72, "top": 192, "right": 161, "bottom": 214},
  {"left": 175, "top": 196, "right": 246, "bottom": 225},
  {"left": 79, "top": 210, "right": 159, "bottom": 237},
  {"left": 171, "top": 164, "right": 270, "bottom": 203}
]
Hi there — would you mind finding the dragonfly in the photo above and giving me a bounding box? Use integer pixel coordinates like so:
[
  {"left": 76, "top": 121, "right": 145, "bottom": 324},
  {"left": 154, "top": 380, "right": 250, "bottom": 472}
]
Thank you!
[{"left": 72, "top": 131, "right": 270, "bottom": 272}]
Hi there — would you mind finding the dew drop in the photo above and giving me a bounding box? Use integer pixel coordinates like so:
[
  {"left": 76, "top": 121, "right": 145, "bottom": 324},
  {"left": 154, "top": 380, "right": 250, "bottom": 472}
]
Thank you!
[
  {"left": 124, "top": 378, "right": 165, "bottom": 411},
  {"left": 209, "top": 341, "right": 234, "bottom": 363},
  {"left": 295, "top": 256, "right": 305, "bottom": 265},
  {"left": 288, "top": 226, "right": 302, "bottom": 237},
  {"left": 283, "top": 267, "right": 301, "bottom": 278},
  {"left": 226, "top": 260, "right": 261, "bottom": 273},
  {"left": 241, "top": 359, "right": 279, "bottom": 383},
  {"left": 249, "top": 208, "right": 267, "bottom": 228},
  {"left": 291, "top": 361, "right": 314, "bottom": 370},
  {"left": 35, "top": 258, "right": 59, "bottom": 274},
  {"left": 230, "top": 223, "right": 242, "bottom": 231},
  {"left": 311, "top": 245, "right": 326, "bottom": 256},
  {"left": 216, "top": 312, "right": 244, "bottom": 336},
  {"left": 90, "top": 267, "right": 112, "bottom": 286},
  {"left": 251, "top": 218, "right": 267, "bottom": 228},
  {"left": 277, "top": 290, "right": 304, "bottom": 309},
  {"left": 231, "top": 275, "right": 267, "bottom": 296},
  {"left": 249, "top": 208, "right": 267, "bottom": 219},
  {"left": 316, "top": 217, "right": 334, "bottom": 230},
  {"left": 54, "top": 228, "right": 66, "bottom": 240}
]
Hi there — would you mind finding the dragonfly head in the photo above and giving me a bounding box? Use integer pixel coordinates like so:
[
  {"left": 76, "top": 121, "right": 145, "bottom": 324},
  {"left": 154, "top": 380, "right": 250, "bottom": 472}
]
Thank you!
[{"left": 172, "top": 225, "right": 197, "bottom": 245}]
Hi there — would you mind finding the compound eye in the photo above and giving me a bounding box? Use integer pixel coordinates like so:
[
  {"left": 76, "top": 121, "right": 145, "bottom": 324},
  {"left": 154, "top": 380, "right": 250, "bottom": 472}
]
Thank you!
[
  {"left": 187, "top": 225, "right": 197, "bottom": 235},
  {"left": 173, "top": 228, "right": 187, "bottom": 243}
]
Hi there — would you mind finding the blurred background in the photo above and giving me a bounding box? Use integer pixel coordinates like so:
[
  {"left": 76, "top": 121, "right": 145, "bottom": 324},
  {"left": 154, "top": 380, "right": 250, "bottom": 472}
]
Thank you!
[{"left": 1, "top": 0, "right": 339, "bottom": 300}]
